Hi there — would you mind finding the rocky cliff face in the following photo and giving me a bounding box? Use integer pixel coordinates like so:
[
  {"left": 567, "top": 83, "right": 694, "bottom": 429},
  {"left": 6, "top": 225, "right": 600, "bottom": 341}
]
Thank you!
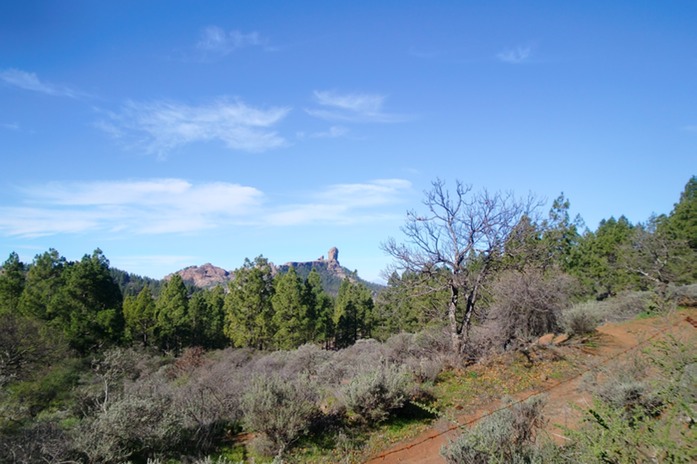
[
  {"left": 171, "top": 263, "right": 232, "bottom": 288},
  {"left": 168, "top": 247, "right": 382, "bottom": 295}
]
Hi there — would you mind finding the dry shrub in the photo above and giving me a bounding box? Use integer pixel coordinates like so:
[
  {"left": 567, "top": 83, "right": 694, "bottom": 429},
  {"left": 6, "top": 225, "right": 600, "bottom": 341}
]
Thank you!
[
  {"left": 317, "top": 339, "right": 387, "bottom": 386},
  {"left": 280, "top": 343, "right": 332, "bottom": 377},
  {"left": 562, "top": 303, "right": 600, "bottom": 336},
  {"left": 670, "top": 283, "right": 697, "bottom": 307},
  {"left": 487, "top": 269, "right": 574, "bottom": 349},
  {"left": 0, "top": 420, "right": 73, "bottom": 464},
  {"left": 583, "top": 356, "right": 662, "bottom": 420},
  {"left": 603, "top": 291, "right": 652, "bottom": 322},
  {"left": 440, "top": 395, "right": 547, "bottom": 464},
  {"left": 241, "top": 373, "right": 319, "bottom": 456},
  {"left": 384, "top": 331, "right": 449, "bottom": 382},
  {"left": 170, "top": 346, "right": 208, "bottom": 378},
  {"left": 339, "top": 362, "right": 413, "bottom": 424},
  {"left": 73, "top": 391, "right": 183, "bottom": 463}
]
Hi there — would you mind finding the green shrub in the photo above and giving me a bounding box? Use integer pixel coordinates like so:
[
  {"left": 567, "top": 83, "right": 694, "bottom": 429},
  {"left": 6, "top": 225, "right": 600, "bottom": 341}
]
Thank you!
[
  {"left": 440, "top": 396, "right": 548, "bottom": 464},
  {"left": 241, "top": 373, "right": 319, "bottom": 456},
  {"left": 562, "top": 303, "right": 600, "bottom": 336},
  {"left": 339, "top": 362, "right": 412, "bottom": 424},
  {"left": 569, "top": 337, "right": 697, "bottom": 463},
  {"left": 72, "top": 393, "right": 183, "bottom": 463}
]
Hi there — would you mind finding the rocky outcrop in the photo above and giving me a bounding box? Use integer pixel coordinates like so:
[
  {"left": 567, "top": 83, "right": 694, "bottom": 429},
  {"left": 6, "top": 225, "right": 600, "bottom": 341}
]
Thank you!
[
  {"left": 168, "top": 247, "right": 383, "bottom": 295},
  {"left": 169, "top": 263, "right": 232, "bottom": 288}
]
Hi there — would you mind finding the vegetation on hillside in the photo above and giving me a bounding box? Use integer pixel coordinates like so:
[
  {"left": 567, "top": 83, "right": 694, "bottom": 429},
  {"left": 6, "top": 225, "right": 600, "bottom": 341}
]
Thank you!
[{"left": 0, "top": 176, "right": 695, "bottom": 462}]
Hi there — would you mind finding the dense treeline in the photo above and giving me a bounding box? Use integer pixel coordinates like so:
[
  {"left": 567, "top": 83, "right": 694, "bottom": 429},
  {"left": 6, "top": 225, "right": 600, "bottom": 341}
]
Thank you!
[
  {"left": 0, "top": 252, "right": 376, "bottom": 354},
  {"left": 0, "top": 176, "right": 694, "bottom": 462}
]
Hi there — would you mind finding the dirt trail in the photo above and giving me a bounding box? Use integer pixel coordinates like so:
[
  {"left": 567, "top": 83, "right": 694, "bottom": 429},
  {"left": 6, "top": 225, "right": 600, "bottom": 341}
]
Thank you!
[{"left": 366, "top": 309, "right": 697, "bottom": 464}]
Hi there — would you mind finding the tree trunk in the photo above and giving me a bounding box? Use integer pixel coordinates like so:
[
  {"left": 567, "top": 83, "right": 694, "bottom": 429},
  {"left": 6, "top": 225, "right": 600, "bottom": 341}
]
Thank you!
[{"left": 448, "top": 286, "right": 461, "bottom": 353}]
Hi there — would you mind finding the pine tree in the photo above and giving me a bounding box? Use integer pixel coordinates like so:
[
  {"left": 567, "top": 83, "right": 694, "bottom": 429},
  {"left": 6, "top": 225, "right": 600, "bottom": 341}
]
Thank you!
[
  {"left": 223, "top": 256, "right": 275, "bottom": 349},
  {"left": 0, "top": 252, "right": 26, "bottom": 314},
  {"left": 570, "top": 216, "right": 637, "bottom": 297},
  {"left": 333, "top": 278, "right": 374, "bottom": 348},
  {"left": 271, "top": 267, "right": 307, "bottom": 349},
  {"left": 58, "top": 249, "right": 124, "bottom": 352},
  {"left": 123, "top": 286, "right": 156, "bottom": 346},
  {"left": 303, "top": 269, "right": 334, "bottom": 346},
  {"left": 18, "top": 249, "right": 66, "bottom": 321},
  {"left": 155, "top": 273, "right": 190, "bottom": 351},
  {"left": 663, "top": 176, "right": 697, "bottom": 250}
]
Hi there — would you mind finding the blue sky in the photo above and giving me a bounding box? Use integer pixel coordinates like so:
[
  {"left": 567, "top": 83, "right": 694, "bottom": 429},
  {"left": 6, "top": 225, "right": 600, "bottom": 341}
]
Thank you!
[{"left": 1, "top": 1, "right": 695, "bottom": 283}]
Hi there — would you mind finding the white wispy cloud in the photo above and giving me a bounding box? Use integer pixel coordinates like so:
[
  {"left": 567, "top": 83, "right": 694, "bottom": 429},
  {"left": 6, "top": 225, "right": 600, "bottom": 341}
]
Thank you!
[
  {"left": 497, "top": 45, "right": 532, "bottom": 64},
  {"left": 97, "top": 98, "right": 290, "bottom": 156},
  {"left": 196, "top": 26, "right": 267, "bottom": 57},
  {"left": 306, "top": 90, "right": 409, "bottom": 123},
  {"left": 1, "top": 122, "right": 20, "bottom": 131},
  {"left": 684, "top": 125, "right": 697, "bottom": 133},
  {"left": 266, "top": 179, "right": 412, "bottom": 226},
  {"left": 0, "top": 178, "right": 412, "bottom": 238},
  {"left": 0, "top": 179, "right": 263, "bottom": 238},
  {"left": 296, "top": 125, "right": 349, "bottom": 139},
  {"left": 0, "top": 68, "right": 82, "bottom": 98}
]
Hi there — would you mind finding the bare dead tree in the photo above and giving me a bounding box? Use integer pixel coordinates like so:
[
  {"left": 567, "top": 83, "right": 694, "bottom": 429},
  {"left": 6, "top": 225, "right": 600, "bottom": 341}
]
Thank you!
[{"left": 382, "top": 179, "right": 539, "bottom": 354}]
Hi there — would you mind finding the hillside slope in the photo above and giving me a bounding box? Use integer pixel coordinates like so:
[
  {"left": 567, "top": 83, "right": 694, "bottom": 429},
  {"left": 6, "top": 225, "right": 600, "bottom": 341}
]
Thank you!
[{"left": 366, "top": 308, "right": 697, "bottom": 463}]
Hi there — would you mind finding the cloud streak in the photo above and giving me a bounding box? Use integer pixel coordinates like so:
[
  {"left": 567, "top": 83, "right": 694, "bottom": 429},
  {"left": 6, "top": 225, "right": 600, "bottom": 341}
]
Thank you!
[
  {"left": 497, "top": 45, "right": 533, "bottom": 64},
  {"left": 266, "top": 179, "right": 412, "bottom": 226},
  {"left": 0, "top": 68, "right": 83, "bottom": 98},
  {"left": 0, "top": 178, "right": 412, "bottom": 238},
  {"left": 98, "top": 98, "right": 290, "bottom": 156},
  {"left": 306, "top": 90, "right": 409, "bottom": 123},
  {"left": 0, "top": 179, "right": 263, "bottom": 237},
  {"left": 196, "top": 26, "right": 267, "bottom": 57}
]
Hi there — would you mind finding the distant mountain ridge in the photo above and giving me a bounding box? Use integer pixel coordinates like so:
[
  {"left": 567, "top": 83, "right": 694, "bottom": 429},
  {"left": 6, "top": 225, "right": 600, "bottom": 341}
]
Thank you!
[{"left": 168, "top": 247, "right": 382, "bottom": 296}]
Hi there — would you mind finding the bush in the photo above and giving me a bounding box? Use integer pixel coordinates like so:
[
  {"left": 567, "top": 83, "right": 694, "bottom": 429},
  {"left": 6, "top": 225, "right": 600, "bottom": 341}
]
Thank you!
[
  {"left": 316, "top": 339, "right": 387, "bottom": 386},
  {"left": 339, "top": 362, "right": 412, "bottom": 424},
  {"left": 604, "top": 291, "right": 652, "bottom": 321},
  {"left": 570, "top": 338, "right": 697, "bottom": 463},
  {"left": 440, "top": 396, "right": 547, "bottom": 464},
  {"left": 73, "top": 392, "right": 183, "bottom": 463},
  {"left": 0, "top": 420, "right": 74, "bottom": 464},
  {"left": 562, "top": 303, "right": 600, "bottom": 336},
  {"left": 241, "top": 373, "right": 319, "bottom": 456},
  {"left": 486, "top": 270, "right": 573, "bottom": 349},
  {"left": 671, "top": 283, "right": 697, "bottom": 307}
]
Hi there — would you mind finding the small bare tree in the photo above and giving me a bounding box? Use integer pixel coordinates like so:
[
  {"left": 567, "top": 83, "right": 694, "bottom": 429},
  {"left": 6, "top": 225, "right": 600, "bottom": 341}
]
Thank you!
[{"left": 382, "top": 179, "right": 538, "bottom": 354}]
